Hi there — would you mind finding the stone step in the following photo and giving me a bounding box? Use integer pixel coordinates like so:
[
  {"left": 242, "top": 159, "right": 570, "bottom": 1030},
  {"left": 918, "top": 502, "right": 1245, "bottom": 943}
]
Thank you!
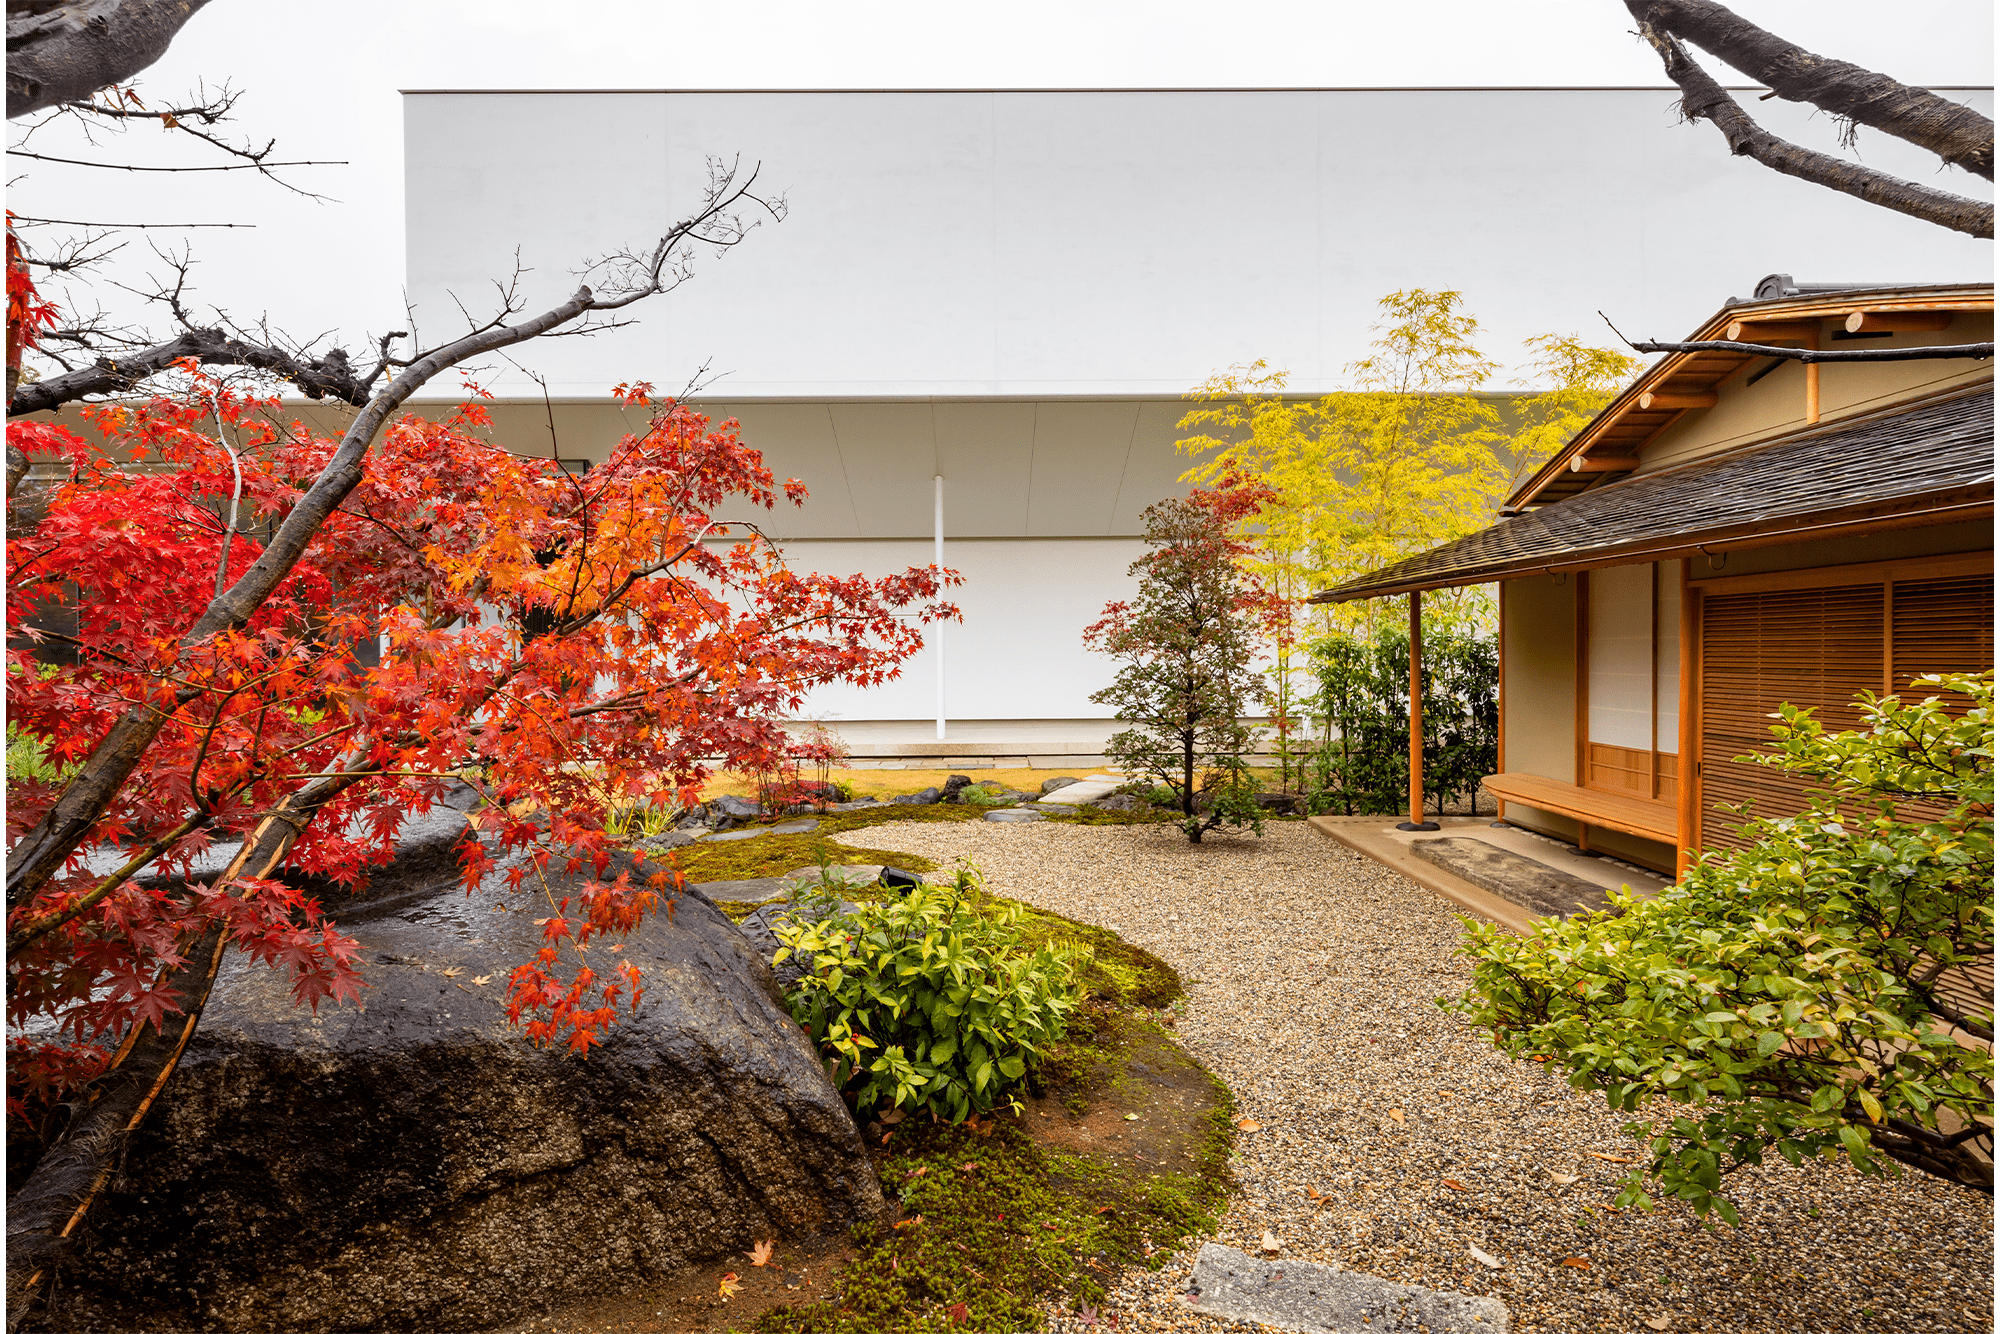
[{"left": 1035, "top": 774, "right": 1127, "bottom": 806}]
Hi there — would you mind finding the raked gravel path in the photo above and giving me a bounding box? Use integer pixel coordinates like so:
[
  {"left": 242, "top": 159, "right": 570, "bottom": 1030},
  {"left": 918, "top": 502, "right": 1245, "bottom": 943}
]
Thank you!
[{"left": 847, "top": 818, "right": 1993, "bottom": 1334}]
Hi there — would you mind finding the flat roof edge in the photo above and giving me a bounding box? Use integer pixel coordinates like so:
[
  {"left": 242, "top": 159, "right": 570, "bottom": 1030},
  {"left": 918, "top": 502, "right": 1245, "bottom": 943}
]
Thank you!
[{"left": 398, "top": 85, "right": 1996, "bottom": 96}]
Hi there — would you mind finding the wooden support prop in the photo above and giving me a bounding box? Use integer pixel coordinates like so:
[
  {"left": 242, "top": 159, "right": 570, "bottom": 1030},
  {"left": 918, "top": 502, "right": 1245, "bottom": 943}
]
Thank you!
[
  {"left": 1725, "top": 317, "right": 1820, "bottom": 342},
  {"left": 1844, "top": 310, "right": 1954, "bottom": 333},
  {"left": 1568, "top": 454, "right": 1638, "bottom": 473},
  {"left": 1804, "top": 328, "right": 1821, "bottom": 423},
  {"left": 1397, "top": 590, "right": 1438, "bottom": 832},
  {"left": 1637, "top": 391, "right": 1717, "bottom": 411}
]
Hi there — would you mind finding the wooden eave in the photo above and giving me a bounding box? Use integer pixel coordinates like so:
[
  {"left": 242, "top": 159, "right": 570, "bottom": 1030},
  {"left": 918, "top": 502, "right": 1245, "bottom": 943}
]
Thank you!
[{"left": 1508, "top": 282, "right": 1995, "bottom": 511}]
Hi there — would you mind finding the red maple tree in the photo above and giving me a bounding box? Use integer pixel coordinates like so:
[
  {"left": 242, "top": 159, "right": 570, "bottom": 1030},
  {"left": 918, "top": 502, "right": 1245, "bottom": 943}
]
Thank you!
[{"left": 6, "top": 377, "right": 958, "bottom": 1114}]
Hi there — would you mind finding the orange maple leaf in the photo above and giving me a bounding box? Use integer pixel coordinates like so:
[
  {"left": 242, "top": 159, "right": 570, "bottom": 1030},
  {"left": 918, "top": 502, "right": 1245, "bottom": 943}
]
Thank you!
[
  {"left": 747, "top": 1239, "right": 774, "bottom": 1267},
  {"left": 718, "top": 1272, "right": 742, "bottom": 1299}
]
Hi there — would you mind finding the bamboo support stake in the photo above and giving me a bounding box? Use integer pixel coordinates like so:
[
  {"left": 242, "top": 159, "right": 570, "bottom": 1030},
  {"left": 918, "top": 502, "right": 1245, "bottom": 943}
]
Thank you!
[{"left": 1398, "top": 590, "right": 1439, "bottom": 831}]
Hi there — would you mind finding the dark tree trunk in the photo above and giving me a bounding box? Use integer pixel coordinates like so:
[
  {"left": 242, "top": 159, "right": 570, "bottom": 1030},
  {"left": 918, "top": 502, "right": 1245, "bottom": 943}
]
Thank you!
[
  {"left": 6, "top": 0, "right": 214, "bottom": 119},
  {"left": 5, "top": 769, "right": 362, "bottom": 1329},
  {"left": 1629, "top": 0, "right": 1993, "bottom": 180},
  {"left": 1625, "top": 2, "right": 1995, "bottom": 239}
]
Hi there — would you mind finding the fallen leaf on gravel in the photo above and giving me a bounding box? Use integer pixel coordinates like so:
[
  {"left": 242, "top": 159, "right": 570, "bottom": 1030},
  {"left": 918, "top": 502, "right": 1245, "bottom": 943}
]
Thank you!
[
  {"left": 1124, "top": 1112, "right": 1140, "bottom": 1121},
  {"left": 1441, "top": 1179, "right": 1467, "bottom": 1191},
  {"left": 718, "top": 1273, "right": 741, "bottom": 1299},
  {"left": 1237, "top": 1118, "right": 1262, "bottom": 1132},
  {"left": 470, "top": 974, "right": 492, "bottom": 986},
  {"left": 747, "top": 1239, "right": 773, "bottom": 1266},
  {"left": 1468, "top": 1244, "right": 1502, "bottom": 1269},
  {"left": 1387, "top": 1108, "right": 1406, "bottom": 1125},
  {"left": 1549, "top": 1171, "right": 1579, "bottom": 1184},
  {"left": 439, "top": 967, "right": 463, "bottom": 978},
  {"left": 1561, "top": 1257, "right": 1591, "bottom": 1269},
  {"left": 1644, "top": 1317, "right": 1673, "bottom": 1330},
  {"left": 1260, "top": 1230, "right": 1282, "bottom": 1255},
  {"left": 1588, "top": 1152, "right": 1634, "bottom": 1163}
]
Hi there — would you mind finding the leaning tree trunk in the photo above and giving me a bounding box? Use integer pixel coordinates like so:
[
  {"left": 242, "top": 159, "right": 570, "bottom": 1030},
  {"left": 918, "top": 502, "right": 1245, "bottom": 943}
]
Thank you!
[
  {"left": 1628, "top": 0, "right": 1993, "bottom": 179},
  {"left": 4, "top": 767, "right": 365, "bottom": 1330},
  {"left": 1626, "top": 1, "right": 1995, "bottom": 238}
]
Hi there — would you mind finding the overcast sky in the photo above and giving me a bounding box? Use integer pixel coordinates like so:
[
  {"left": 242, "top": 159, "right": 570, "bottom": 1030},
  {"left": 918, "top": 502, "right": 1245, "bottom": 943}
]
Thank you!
[{"left": 9, "top": 0, "right": 1993, "bottom": 383}]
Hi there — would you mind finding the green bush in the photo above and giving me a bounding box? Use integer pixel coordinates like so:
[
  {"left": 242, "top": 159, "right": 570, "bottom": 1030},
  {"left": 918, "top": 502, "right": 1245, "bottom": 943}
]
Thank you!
[
  {"left": 1445, "top": 672, "right": 1994, "bottom": 1222},
  {"left": 775, "top": 865, "right": 1084, "bottom": 1122},
  {"left": 1306, "top": 620, "right": 1496, "bottom": 816}
]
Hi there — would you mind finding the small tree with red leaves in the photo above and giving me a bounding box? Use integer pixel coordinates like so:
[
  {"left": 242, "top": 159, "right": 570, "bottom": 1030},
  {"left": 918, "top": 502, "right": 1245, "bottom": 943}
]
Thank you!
[{"left": 1084, "top": 485, "right": 1274, "bottom": 844}]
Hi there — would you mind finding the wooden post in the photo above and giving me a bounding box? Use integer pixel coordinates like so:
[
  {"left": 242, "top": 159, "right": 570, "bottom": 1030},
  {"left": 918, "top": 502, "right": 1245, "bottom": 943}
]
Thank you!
[
  {"left": 1495, "top": 579, "right": 1508, "bottom": 825},
  {"left": 1398, "top": 590, "right": 1439, "bottom": 831},
  {"left": 1676, "top": 558, "right": 1699, "bottom": 881},
  {"left": 1805, "top": 330, "right": 1821, "bottom": 423}
]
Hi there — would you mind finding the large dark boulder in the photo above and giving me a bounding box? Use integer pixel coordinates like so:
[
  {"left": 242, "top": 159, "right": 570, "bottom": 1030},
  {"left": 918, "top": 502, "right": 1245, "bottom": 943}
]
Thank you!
[{"left": 52, "top": 839, "right": 884, "bottom": 1334}]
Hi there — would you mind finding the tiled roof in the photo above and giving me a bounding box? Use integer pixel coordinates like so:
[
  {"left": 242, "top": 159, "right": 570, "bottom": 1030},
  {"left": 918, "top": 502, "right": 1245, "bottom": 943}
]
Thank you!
[{"left": 1312, "top": 384, "right": 1994, "bottom": 603}]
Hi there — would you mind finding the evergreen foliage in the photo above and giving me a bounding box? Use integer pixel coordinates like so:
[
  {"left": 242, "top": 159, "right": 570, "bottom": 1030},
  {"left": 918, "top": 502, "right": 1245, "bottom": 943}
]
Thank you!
[
  {"left": 1307, "top": 619, "right": 1497, "bottom": 816},
  {"left": 1447, "top": 673, "right": 1995, "bottom": 1219}
]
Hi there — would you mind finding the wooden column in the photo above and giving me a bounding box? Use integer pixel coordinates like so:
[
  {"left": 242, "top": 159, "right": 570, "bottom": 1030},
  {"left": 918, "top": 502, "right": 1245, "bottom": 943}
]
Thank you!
[
  {"left": 1495, "top": 579, "right": 1508, "bottom": 824},
  {"left": 1675, "top": 558, "right": 1699, "bottom": 880},
  {"left": 1398, "top": 590, "right": 1439, "bottom": 831}
]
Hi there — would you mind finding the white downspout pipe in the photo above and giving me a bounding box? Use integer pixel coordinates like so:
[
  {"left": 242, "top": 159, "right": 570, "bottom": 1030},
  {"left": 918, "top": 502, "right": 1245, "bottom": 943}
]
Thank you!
[{"left": 934, "top": 474, "right": 946, "bottom": 740}]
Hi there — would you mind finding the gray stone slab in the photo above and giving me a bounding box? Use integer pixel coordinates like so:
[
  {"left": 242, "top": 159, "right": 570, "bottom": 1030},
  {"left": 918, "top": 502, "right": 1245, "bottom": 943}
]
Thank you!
[
  {"left": 691, "top": 877, "right": 792, "bottom": 902},
  {"left": 701, "top": 827, "right": 768, "bottom": 843},
  {"left": 984, "top": 808, "right": 1047, "bottom": 823},
  {"left": 1035, "top": 774, "right": 1125, "bottom": 806},
  {"left": 1407, "top": 837, "right": 1616, "bottom": 919},
  {"left": 766, "top": 819, "right": 820, "bottom": 836},
  {"left": 1187, "top": 1244, "right": 1508, "bottom": 1334},
  {"left": 781, "top": 863, "right": 885, "bottom": 890}
]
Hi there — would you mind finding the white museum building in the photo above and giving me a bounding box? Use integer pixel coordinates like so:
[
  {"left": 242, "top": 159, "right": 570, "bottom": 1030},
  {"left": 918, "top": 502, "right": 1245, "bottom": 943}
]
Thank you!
[{"left": 392, "top": 86, "right": 1992, "bottom": 765}]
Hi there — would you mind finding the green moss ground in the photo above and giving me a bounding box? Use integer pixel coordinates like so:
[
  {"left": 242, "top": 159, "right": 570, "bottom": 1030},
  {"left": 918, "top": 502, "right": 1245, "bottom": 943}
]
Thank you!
[
  {"left": 744, "top": 893, "right": 1233, "bottom": 1334},
  {"left": 665, "top": 801, "right": 1171, "bottom": 889}
]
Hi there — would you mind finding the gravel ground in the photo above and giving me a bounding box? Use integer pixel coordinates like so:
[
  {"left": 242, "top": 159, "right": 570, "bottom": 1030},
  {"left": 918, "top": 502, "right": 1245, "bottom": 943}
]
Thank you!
[{"left": 851, "top": 818, "right": 1995, "bottom": 1334}]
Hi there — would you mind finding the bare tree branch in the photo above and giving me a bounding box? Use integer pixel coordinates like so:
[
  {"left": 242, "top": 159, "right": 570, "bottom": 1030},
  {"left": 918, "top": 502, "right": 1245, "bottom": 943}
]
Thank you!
[
  {"left": 1628, "top": 0, "right": 1994, "bottom": 180},
  {"left": 5, "top": 0, "right": 213, "bottom": 118},
  {"left": 8, "top": 148, "right": 346, "bottom": 172},
  {"left": 5, "top": 159, "right": 782, "bottom": 909},
  {"left": 1626, "top": 5, "right": 1995, "bottom": 238}
]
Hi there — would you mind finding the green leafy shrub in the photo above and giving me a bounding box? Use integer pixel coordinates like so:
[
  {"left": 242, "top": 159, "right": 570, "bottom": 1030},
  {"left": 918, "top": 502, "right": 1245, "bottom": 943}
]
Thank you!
[
  {"left": 1306, "top": 618, "right": 1496, "bottom": 816},
  {"left": 1445, "top": 673, "right": 1994, "bottom": 1222},
  {"left": 775, "top": 864, "right": 1084, "bottom": 1121}
]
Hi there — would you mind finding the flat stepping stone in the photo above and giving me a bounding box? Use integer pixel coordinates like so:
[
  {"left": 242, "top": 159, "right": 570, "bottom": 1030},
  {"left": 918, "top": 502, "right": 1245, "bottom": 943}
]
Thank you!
[
  {"left": 767, "top": 819, "right": 820, "bottom": 835},
  {"left": 1187, "top": 1243, "right": 1509, "bottom": 1333},
  {"left": 1407, "top": 837, "right": 1617, "bottom": 919},
  {"left": 690, "top": 877, "right": 792, "bottom": 902},
  {"left": 1035, "top": 773, "right": 1126, "bottom": 806},
  {"left": 700, "top": 827, "right": 767, "bottom": 843},
  {"left": 984, "top": 808, "right": 1046, "bottom": 823},
  {"left": 781, "top": 863, "right": 884, "bottom": 890}
]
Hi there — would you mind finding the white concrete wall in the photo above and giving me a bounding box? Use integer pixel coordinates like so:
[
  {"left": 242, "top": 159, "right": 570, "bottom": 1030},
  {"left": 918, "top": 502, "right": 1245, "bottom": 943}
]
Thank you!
[
  {"left": 770, "top": 536, "right": 1144, "bottom": 722},
  {"left": 404, "top": 88, "right": 1993, "bottom": 400}
]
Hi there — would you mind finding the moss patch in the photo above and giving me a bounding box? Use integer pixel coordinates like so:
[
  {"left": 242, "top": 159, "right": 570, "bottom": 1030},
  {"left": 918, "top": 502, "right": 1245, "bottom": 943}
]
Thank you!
[{"left": 745, "top": 900, "right": 1231, "bottom": 1334}]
